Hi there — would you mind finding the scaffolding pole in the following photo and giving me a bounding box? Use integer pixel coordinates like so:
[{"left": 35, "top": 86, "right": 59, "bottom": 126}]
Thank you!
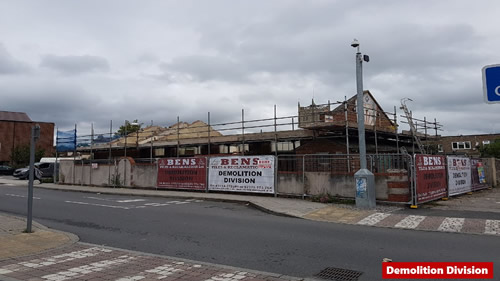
[
  {"left": 242, "top": 109, "right": 245, "bottom": 156},
  {"left": 208, "top": 112, "right": 211, "bottom": 155}
]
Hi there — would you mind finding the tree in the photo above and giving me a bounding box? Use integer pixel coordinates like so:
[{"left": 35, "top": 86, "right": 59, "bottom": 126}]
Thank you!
[
  {"left": 116, "top": 120, "right": 142, "bottom": 137},
  {"left": 480, "top": 139, "right": 500, "bottom": 158},
  {"left": 10, "top": 145, "right": 46, "bottom": 168}
]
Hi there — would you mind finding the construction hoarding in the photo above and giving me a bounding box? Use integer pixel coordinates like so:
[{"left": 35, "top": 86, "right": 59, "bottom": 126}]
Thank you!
[
  {"left": 157, "top": 157, "right": 207, "bottom": 190},
  {"left": 208, "top": 156, "right": 275, "bottom": 194},
  {"left": 415, "top": 155, "right": 447, "bottom": 204},
  {"left": 447, "top": 156, "right": 472, "bottom": 196}
]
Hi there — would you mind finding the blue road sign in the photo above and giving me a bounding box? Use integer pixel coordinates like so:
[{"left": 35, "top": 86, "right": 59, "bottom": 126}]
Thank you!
[{"left": 482, "top": 64, "right": 500, "bottom": 103}]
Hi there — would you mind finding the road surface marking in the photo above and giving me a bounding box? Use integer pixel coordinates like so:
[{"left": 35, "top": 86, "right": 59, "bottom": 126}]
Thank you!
[
  {"left": 485, "top": 220, "right": 500, "bottom": 235},
  {"left": 5, "top": 193, "right": 41, "bottom": 199},
  {"left": 394, "top": 215, "right": 426, "bottom": 229},
  {"left": 65, "top": 201, "right": 130, "bottom": 209},
  {"left": 85, "top": 196, "right": 146, "bottom": 203},
  {"left": 357, "top": 213, "right": 390, "bottom": 226},
  {"left": 85, "top": 196, "right": 116, "bottom": 201},
  {"left": 0, "top": 247, "right": 112, "bottom": 274},
  {"left": 42, "top": 255, "right": 136, "bottom": 281},
  {"left": 116, "top": 199, "right": 146, "bottom": 203},
  {"left": 438, "top": 217, "right": 465, "bottom": 232},
  {"left": 144, "top": 203, "right": 170, "bottom": 207}
]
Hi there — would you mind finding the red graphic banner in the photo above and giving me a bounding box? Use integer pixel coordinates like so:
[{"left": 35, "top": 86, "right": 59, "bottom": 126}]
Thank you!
[
  {"left": 157, "top": 157, "right": 206, "bottom": 190},
  {"left": 415, "top": 155, "right": 447, "bottom": 204},
  {"left": 382, "top": 262, "right": 493, "bottom": 279}
]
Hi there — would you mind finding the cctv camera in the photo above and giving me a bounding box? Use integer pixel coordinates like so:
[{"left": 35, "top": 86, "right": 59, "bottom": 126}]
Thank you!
[{"left": 351, "top": 39, "right": 359, "bottom": 48}]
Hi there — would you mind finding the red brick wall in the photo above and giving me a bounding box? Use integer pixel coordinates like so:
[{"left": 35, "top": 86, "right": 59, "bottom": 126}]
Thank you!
[
  {"left": 0, "top": 121, "right": 54, "bottom": 163},
  {"left": 428, "top": 134, "right": 500, "bottom": 156}
]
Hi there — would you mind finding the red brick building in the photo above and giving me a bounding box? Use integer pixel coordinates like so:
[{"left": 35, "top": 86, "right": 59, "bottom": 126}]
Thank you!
[
  {"left": 429, "top": 133, "right": 500, "bottom": 157},
  {"left": 0, "top": 111, "right": 54, "bottom": 164}
]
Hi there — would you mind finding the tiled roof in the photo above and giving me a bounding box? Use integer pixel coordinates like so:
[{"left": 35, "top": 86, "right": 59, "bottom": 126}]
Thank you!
[{"left": 0, "top": 111, "right": 32, "bottom": 122}]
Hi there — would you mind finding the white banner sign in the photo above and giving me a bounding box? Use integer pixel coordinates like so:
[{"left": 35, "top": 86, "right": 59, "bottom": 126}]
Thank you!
[
  {"left": 208, "top": 156, "right": 275, "bottom": 194},
  {"left": 447, "top": 156, "right": 472, "bottom": 196}
]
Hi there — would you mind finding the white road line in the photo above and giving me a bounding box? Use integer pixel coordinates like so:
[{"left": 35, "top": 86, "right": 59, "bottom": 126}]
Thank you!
[
  {"left": 438, "top": 217, "right": 465, "bottom": 232},
  {"left": 394, "top": 215, "right": 426, "bottom": 229},
  {"left": 42, "top": 255, "right": 136, "bottom": 281},
  {"left": 485, "top": 220, "right": 500, "bottom": 235},
  {"left": 116, "top": 199, "right": 146, "bottom": 203},
  {"left": 144, "top": 203, "right": 170, "bottom": 207},
  {"left": 84, "top": 196, "right": 117, "bottom": 202},
  {"left": 5, "top": 193, "right": 41, "bottom": 199},
  {"left": 357, "top": 213, "right": 390, "bottom": 226},
  {"left": 65, "top": 201, "right": 129, "bottom": 209}
]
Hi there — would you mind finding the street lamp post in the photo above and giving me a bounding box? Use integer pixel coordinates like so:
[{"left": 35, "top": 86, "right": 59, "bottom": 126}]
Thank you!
[{"left": 351, "top": 39, "right": 376, "bottom": 209}]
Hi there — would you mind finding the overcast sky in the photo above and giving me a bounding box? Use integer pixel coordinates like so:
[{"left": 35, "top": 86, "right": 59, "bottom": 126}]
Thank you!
[{"left": 1, "top": 0, "right": 499, "bottom": 137}]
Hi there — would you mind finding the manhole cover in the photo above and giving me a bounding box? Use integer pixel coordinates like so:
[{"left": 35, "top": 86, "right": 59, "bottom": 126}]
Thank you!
[{"left": 314, "top": 267, "right": 363, "bottom": 281}]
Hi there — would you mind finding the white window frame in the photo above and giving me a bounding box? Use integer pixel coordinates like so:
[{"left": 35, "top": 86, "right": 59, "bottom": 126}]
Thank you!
[{"left": 452, "top": 141, "right": 471, "bottom": 150}]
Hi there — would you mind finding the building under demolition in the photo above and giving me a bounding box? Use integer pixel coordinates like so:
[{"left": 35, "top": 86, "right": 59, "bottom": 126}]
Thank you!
[{"left": 75, "top": 91, "right": 424, "bottom": 160}]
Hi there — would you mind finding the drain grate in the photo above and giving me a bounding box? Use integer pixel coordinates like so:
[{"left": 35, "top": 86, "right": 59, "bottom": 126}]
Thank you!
[{"left": 314, "top": 267, "right": 363, "bottom": 281}]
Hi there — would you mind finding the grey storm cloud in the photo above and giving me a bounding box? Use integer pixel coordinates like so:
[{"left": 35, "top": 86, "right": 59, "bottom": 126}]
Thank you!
[
  {"left": 0, "top": 43, "right": 30, "bottom": 74},
  {"left": 160, "top": 55, "right": 248, "bottom": 82},
  {"left": 40, "top": 54, "right": 110, "bottom": 75},
  {"left": 0, "top": 0, "right": 499, "bottom": 135}
]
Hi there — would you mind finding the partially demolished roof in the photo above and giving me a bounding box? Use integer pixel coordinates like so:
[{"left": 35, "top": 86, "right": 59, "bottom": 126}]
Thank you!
[
  {"left": 111, "top": 120, "right": 222, "bottom": 146},
  {"left": 298, "top": 90, "right": 396, "bottom": 133}
]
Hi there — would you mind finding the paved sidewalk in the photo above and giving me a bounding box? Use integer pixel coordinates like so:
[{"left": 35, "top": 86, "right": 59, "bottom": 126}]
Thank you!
[{"left": 0, "top": 213, "right": 78, "bottom": 261}]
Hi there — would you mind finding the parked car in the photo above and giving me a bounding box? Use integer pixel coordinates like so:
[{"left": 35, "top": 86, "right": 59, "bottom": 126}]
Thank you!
[
  {"left": 13, "top": 162, "right": 54, "bottom": 179},
  {"left": 0, "top": 165, "right": 14, "bottom": 175}
]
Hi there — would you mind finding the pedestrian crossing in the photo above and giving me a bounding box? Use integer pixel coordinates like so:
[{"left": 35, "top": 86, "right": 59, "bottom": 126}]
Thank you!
[
  {"left": 356, "top": 212, "right": 500, "bottom": 236},
  {"left": 0, "top": 244, "right": 280, "bottom": 281}
]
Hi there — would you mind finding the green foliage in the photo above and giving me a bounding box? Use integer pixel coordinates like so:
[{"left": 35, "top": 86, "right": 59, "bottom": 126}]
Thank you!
[
  {"left": 111, "top": 173, "right": 122, "bottom": 187},
  {"left": 480, "top": 139, "right": 500, "bottom": 158},
  {"left": 41, "top": 177, "right": 54, "bottom": 183},
  {"left": 311, "top": 193, "right": 355, "bottom": 204},
  {"left": 10, "top": 145, "right": 46, "bottom": 168},
  {"left": 116, "top": 120, "right": 141, "bottom": 137}
]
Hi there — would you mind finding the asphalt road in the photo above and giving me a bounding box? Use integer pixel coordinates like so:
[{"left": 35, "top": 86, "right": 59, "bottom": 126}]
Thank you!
[{"left": 1, "top": 183, "right": 499, "bottom": 281}]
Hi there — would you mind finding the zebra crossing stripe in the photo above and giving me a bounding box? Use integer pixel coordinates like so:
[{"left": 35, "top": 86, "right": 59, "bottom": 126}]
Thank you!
[
  {"left": 115, "top": 262, "right": 185, "bottom": 281},
  {"left": 0, "top": 247, "right": 112, "bottom": 274},
  {"left": 42, "top": 255, "right": 136, "bottom": 281},
  {"left": 357, "top": 213, "right": 390, "bottom": 225},
  {"left": 485, "top": 220, "right": 500, "bottom": 235},
  {"left": 438, "top": 218, "right": 465, "bottom": 232},
  {"left": 394, "top": 215, "right": 426, "bottom": 229}
]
